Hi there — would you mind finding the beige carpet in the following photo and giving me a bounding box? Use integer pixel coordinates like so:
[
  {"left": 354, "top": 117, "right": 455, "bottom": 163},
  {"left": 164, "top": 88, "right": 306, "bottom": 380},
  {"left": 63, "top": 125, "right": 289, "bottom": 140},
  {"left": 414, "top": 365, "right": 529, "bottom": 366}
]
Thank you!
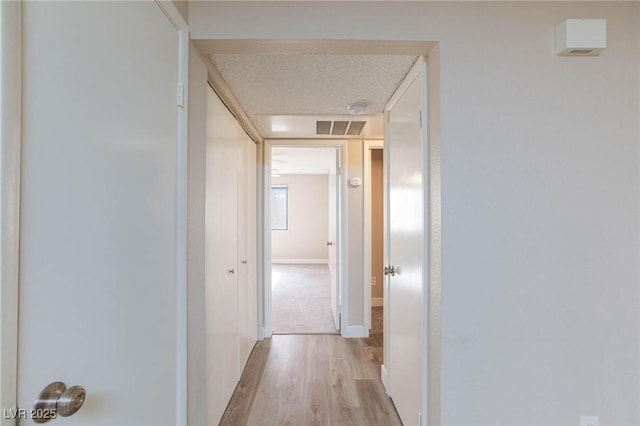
[{"left": 271, "top": 264, "right": 338, "bottom": 334}]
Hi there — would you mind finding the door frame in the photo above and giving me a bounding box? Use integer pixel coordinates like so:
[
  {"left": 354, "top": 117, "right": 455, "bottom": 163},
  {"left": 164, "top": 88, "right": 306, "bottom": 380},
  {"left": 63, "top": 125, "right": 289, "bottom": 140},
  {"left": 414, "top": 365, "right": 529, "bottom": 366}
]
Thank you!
[
  {"left": 1, "top": 2, "right": 23, "bottom": 423},
  {"left": 154, "top": 3, "right": 190, "bottom": 425},
  {"left": 262, "top": 139, "right": 347, "bottom": 338},
  {"left": 363, "top": 140, "right": 384, "bottom": 332},
  {"left": 382, "top": 50, "right": 441, "bottom": 425}
]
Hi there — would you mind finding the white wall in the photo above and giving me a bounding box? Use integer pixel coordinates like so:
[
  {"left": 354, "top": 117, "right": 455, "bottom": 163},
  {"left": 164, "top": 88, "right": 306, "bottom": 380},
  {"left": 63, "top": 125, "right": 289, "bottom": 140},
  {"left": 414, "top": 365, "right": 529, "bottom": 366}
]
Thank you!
[
  {"left": 345, "top": 139, "right": 365, "bottom": 325},
  {"left": 186, "top": 43, "right": 207, "bottom": 426},
  {"left": 190, "top": 2, "right": 640, "bottom": 424},
  {"left": 272, "top": 174, "right": 328, "bottom": 261}
]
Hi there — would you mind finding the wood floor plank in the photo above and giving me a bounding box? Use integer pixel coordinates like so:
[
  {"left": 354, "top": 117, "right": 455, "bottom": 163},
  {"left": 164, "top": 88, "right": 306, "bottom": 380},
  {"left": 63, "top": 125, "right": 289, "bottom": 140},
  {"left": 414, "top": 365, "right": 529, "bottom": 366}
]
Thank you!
[
  {"left": 221, "top": 335, "right": 400, "bottom": 425},
  {"left": 219, "top": 339, "right": 271, "bottom": 426}
]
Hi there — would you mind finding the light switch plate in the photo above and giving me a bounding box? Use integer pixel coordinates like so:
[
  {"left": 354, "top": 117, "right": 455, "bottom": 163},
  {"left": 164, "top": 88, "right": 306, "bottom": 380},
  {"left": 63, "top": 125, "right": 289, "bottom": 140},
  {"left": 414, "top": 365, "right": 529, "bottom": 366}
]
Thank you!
[{"left": 581, "top": 416, "right": 599, "bottom": 426}]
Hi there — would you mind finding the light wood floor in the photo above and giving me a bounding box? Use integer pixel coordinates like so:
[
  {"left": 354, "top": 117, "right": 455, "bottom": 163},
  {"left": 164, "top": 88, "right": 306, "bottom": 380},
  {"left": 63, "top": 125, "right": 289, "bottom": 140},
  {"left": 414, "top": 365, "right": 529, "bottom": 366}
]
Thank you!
[{"left": 220, "top": 334, "right": 401, "bottom": 426}]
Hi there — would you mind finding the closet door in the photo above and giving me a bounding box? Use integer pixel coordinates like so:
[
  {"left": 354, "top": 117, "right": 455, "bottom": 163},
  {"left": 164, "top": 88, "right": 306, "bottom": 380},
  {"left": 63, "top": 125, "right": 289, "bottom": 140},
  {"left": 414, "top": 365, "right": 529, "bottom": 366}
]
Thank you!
[
  {"left": 205, "top": 86, "right": 239, "bottom": 424},
  {"left": 237, "top": 134, "right": 258, "bottom": 372}
]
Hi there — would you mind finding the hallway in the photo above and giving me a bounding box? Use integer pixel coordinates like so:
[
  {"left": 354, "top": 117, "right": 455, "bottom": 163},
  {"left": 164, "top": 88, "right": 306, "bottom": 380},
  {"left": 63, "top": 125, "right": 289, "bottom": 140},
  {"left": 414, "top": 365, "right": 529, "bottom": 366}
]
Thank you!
[{"left": 220, "top": 335, "right": 401, "bottom": 425}]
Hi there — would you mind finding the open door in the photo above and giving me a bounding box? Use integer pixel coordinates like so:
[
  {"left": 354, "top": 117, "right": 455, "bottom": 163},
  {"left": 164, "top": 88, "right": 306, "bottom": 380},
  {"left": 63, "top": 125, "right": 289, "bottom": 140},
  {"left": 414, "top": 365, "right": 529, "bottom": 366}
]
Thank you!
[
  {"left": 328, "top": 148, "right": 340, "bottom": 331},
  {"left": 14, "top": 3, "right": 184, "bottom": 425},
  {"left": 383, "top": 56, "right": 429, "bottom": 425}
]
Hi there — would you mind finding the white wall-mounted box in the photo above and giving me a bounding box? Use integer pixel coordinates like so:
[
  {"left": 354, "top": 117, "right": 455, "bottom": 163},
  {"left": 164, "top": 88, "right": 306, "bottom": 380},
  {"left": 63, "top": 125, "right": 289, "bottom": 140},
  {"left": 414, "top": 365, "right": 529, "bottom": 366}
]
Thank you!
[{"left": 556, "top": 19, "right": 606, "bottom": 56}]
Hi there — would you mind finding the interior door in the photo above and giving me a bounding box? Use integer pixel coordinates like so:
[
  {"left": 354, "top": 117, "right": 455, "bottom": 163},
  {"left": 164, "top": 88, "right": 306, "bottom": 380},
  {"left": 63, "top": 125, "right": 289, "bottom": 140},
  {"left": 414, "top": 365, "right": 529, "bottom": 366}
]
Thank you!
[
  {"left": 384, "top": 57, "right": 428, "bottom": 426},
  {"left": 328, "top": 148, "right": 340, "bottom": 330},
  {"left": 205, "top": 86, "right": 240, "bottom": 424},
  {"left": 17, "top": 2, "right": 179, "bottom": 425},
  {"left": 237, "top": 133, "right": 258, "bottom": 372}
]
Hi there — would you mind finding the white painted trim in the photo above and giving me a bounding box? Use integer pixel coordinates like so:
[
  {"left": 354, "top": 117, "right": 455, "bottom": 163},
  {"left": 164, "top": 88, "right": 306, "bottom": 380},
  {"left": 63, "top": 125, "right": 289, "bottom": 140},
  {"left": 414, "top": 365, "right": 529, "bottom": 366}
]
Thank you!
[
  {"left": 425, "top": 46, "right": 442, "bottom": 426},
  {"left": 363, "top": 140, "right": 384, "bottom": 332},
  {"left": 262, "top": 140, "right": 347, "bottom": 338},
  {"left": 0, "top": 2, "right": 22, "bottom": 424},
  {"left": 154, "top": 2, "right": 188, "bottom": 425},
  {"left": 256, "top": 141, "right": 266, "bottom": 340},
  {"left": 154, "top": 0, "right": 188, "bottom": 30},
  {"left": 263, "top": 144, "right": 273, "bottom": 337},
  {"left": 381, "top": 364, "right": 389, "bottom": 393},
  {"left": 341, "top": 325, "right": 367, "bottom": 338},
  {"left": 200, "top": 55, "right": 263, "bottom": 145},
  {"left": 194, "top": 39, "right": 436, "bottom": 57},
  {"left": 385, "top": 56, "right": 424, "bottom": 114},
  {"left": 174, "top": 28, "right": 189, "bottom": 426},
  {"left": 272, "top": 258, "right": 328, "bottom": 264},
  {"left": 418, "top": 55, "right": 430, "bottom": 426},
  {"left": 382, "top": 109, "right": 392, "bottom": 400},
  {"left": 372, "top": 297, "right": 384, "bottom": 308}
]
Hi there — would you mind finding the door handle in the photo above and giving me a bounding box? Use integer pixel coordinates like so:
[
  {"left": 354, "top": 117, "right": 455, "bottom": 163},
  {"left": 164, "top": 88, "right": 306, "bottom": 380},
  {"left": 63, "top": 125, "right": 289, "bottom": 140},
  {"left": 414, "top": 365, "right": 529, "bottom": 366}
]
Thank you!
[
  {"left": 33, "top": 381, "right": 86, "bottom": 423},
  {"left": 326, "top": 241, "right": 333, "bottom": 247},
  {"left": 384, "top": 265, "right": 400, "bottom": 276}
]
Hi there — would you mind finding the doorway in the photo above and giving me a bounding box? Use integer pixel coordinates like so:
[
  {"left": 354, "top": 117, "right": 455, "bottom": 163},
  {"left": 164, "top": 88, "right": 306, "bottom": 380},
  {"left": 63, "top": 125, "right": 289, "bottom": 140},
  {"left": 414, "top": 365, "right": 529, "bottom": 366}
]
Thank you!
[
  {"left": 264, "top": 142, "right": 345, "bottom": 337},
  {"left": 364, "top": 141, "right": 384, "bottom": 364}
]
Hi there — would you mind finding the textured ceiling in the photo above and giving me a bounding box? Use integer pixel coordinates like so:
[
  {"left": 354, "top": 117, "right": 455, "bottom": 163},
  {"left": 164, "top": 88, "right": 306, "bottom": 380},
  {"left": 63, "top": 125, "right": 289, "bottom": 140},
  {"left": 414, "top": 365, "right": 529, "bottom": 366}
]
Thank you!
[
  {"left": 272, "top": 147, "right": 336, "bottom": 175},
  {"left": 210, "top": 53, "right": 418, "bottom": 116}
]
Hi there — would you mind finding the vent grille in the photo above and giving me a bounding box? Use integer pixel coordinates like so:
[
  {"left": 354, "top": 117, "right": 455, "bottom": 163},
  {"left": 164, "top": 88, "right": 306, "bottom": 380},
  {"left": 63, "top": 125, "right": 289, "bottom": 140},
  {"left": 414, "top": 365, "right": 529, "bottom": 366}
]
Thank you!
[
  {"left": 569, "top": 49, "right": 593, "bottom": 54},
  {"left": 347, "top": 121, "right": 366, "bottom": 135},
  {"left": 316, "top": 120, "right": 367, "bottom": 136},
  {"left": 316, "top": 121, "right": 332, "bottom": 135}
]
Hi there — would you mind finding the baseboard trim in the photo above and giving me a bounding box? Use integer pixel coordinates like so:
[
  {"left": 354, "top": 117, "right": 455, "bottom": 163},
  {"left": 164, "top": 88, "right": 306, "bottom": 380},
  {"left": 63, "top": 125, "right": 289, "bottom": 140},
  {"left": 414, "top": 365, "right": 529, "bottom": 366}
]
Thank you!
[
  {"left": 272, "top": 258, "right": 328, "bottom": 264},
  {"left": 341, "top": 325, "right": 367, "bottom": 338},
  {"left": 381, "top": 364, "right": 389, "bottom": 392},
  {"left": 372, "top": 297, "right": 383, "bottom": 307}
]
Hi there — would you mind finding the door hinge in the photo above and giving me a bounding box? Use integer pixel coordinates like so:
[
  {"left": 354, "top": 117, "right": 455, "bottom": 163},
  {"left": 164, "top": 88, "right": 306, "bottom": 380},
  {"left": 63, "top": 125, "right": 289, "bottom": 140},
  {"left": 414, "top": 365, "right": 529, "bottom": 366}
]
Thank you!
[
  {"left": 177, "top": 82, "right": 184, "bottom": 108},
  {"left": 419, "top": 111, "right": 423, "bottom": 128}
]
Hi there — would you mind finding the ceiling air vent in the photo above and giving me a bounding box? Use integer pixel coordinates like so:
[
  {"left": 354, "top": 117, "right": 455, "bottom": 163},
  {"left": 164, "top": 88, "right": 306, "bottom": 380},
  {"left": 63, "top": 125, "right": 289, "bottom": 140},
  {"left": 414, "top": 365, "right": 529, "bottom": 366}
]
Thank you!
[
  {"left": 316, "top": 121, "right": 332, "bottom": 135},
  {"left": 316, "top": 120, "right": 367, "bottom": 136},
  {"left": 347, "top": 121, "right": 366, "bottom": 136},
  {"left": 331, "top": 121, "right": 349, "bottom": 135}
]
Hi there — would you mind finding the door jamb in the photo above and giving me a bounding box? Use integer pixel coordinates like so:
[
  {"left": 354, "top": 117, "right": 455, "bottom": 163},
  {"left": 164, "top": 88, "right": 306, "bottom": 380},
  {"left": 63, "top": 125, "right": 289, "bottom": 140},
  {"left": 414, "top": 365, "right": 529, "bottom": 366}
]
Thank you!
[
  {"left": 262, "top": 140, "right": 347, "bottom": 338},
  {"left": 1, "top": 2, "right": 22, "bottom": 424},
  {"left": 152, "top": 3, "right": 190, "bottom": 426},
  {"left": 363, "top": 140, "right": 384, "bottom": 332}
]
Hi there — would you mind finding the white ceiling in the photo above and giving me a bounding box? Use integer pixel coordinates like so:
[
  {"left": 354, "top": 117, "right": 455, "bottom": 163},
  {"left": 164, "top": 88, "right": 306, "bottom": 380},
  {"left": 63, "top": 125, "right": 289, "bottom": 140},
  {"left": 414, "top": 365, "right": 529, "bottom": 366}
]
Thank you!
[
  {"left": 211, "top": 53, "right": 418, "bottom": 116},
  {"left": 272, "top": 147, "right": 337, "bottom": 175}
]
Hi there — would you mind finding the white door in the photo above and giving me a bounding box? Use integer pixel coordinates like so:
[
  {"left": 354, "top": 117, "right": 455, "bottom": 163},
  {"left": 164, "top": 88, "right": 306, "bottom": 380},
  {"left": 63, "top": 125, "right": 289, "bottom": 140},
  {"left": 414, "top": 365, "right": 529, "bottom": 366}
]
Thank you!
[
  {"left": 328, "top": 149, "right": 340, "bottom": 330},
  {"left": 16, "top": 2, "right": 180, "bottom": 425},
  {"left": 205, "top": 86, "right": 240, "bottom": 424},
  {"left": 384, "top": 57, "right": 428, "bottom": 426},
  {"left": 237, "top": 134, "right": 258, "bottom": 371}
]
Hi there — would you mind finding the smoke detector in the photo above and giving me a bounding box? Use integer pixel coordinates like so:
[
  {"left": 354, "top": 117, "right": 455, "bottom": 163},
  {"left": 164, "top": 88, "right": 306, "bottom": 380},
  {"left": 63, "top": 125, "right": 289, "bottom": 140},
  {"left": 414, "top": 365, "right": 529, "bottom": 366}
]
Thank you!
[{"left": 346, "top": 102, "right": 368, "bottom": 115}]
